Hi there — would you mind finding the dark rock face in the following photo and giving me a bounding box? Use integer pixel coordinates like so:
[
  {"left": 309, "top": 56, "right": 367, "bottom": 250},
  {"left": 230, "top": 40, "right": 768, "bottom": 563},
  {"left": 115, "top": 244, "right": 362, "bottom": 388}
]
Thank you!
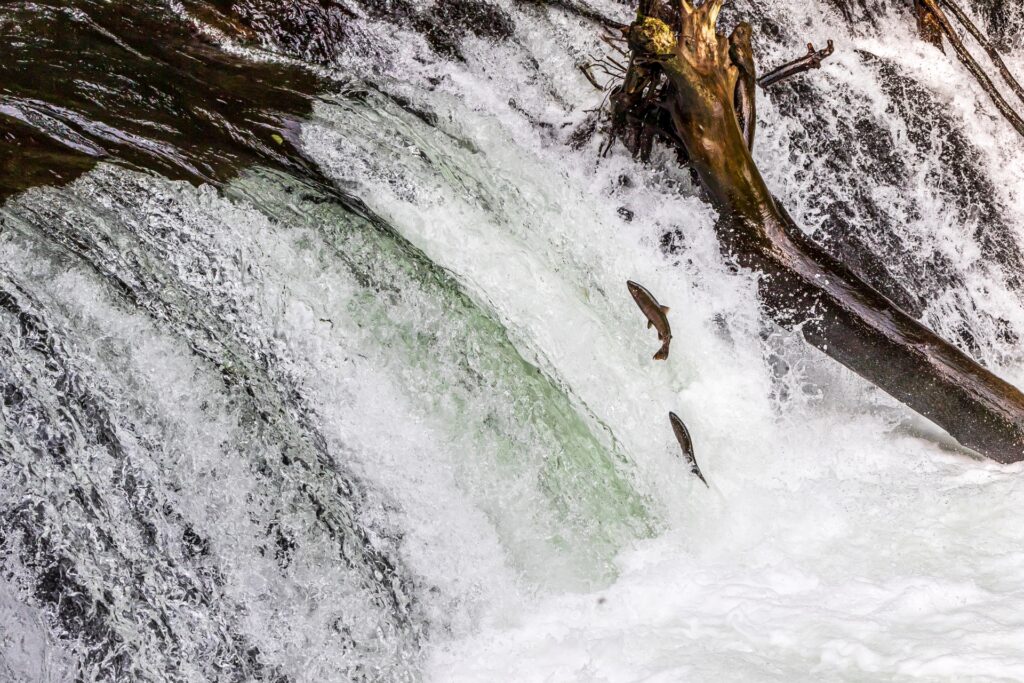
[
  {"left": 219, "top": 0, "right": 358, "bottom": 63},
  {"left": 419, "top": 0, "right": 516, "bottom": 57},
  {"left": 787, "top": 47, "right": 1024, "bottom": 359},
  {"left": 0, "top": 0, "right": 325, "bottom": 202},
  {"left": 735, "top": 0, "right": 1024, "bottom": 360},
  {"left": 0, "top": 0, "right": 520, "bottom": 204},
  {"left": 0, "top": 4, "right": 430, "bottom": 677},
  {"left": 819, "top": 0, "right": 891, "bottom": 25},
  {"left": 218, "top": 0, "right": 515, "bottom": 62},
  {"left": 968, "top": 0, "right": 1024, "bottom": 47},
  {"left": 0, "top": 282, "right": 288, "bottom": 680},
  {"left": 759, "top": 73, "right": 932, "bottom": 319},
  {"left": 865, "top": 52, "right": 1024, "bottom": 296}
]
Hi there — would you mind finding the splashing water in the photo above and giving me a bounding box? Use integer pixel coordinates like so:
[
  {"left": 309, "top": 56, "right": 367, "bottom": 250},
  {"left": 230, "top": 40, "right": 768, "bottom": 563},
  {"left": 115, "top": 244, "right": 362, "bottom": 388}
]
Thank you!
[{"left": 3, "top": 0, "right": 1024, "bottom": 680}]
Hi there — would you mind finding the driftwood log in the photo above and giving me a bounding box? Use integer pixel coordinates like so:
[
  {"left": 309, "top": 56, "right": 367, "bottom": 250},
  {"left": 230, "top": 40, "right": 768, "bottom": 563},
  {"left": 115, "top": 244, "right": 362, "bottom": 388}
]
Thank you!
[{"left": 612, "top": 0, "right": 1024, "bottom": 463}]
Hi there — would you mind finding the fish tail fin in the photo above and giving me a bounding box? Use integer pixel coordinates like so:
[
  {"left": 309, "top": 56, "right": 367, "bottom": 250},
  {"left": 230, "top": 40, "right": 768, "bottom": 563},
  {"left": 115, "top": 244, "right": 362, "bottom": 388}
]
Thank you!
[
  {"left": 654, "top": 341, "right": 670, "bottom": 361},
  {"left": 694, "top": 467, "right": 709, "bottom": 488}
]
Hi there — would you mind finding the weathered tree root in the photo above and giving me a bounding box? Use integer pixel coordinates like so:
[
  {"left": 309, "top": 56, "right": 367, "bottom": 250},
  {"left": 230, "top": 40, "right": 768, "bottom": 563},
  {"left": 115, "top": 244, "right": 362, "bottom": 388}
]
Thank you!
[
  {"left": 758, "top": 40, "right": 836, "bottom": 89},
  {"left": 915, "top": 0, "right": 945, "bottom": 51},
  {"left": 615, "top": 0, "right": 1024, "bottom": 463},
  {"left": 729, "top": 23, "right": 757, "bottom": 149}
]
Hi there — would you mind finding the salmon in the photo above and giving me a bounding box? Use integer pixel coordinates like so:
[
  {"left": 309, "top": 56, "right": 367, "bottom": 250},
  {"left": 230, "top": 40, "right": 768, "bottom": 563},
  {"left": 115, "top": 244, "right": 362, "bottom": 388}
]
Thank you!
[
  {"left": 627, "top": 280, "right": 672, "bottom": 360},
  {"left": 670, "top": 412, "right": 708, "bottom": 487}
]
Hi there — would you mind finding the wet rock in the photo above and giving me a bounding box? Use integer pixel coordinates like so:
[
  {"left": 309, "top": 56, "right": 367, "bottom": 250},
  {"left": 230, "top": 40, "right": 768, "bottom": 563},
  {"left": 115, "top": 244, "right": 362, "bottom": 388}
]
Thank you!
[
  {"left": 0, "top": 0, "right": 326, "bottom": 203},
  {"left": 214, "top": 0, "right": 514, "bottom": 63}
]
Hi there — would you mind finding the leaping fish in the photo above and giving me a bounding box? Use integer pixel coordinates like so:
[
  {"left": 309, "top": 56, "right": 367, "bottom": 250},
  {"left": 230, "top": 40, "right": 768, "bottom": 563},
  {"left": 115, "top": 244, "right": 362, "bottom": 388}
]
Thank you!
[
  {"left": 670, "top": 412, "right": 708, "bottom": 487},
  {"left": 627, "top": 280, "right": 672, "bottom": 360}
]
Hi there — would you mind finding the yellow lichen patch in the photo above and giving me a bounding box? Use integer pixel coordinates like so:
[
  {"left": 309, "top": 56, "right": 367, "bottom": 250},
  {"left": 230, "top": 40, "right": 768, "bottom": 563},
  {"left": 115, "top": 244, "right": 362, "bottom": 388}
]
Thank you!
[{"left": 630, "top": 16, "right": 676, "bottom": 56}]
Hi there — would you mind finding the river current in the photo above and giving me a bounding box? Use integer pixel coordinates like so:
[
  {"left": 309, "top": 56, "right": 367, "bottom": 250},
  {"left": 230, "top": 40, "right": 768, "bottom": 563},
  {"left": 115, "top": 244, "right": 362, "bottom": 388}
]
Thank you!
[{"left": 2, "top": 1, "right": 1024, "bottom": 680}]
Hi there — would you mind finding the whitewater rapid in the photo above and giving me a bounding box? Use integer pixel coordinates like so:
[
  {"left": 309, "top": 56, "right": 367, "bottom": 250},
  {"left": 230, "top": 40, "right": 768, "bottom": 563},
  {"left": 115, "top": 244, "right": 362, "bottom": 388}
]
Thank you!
[
  {"left": 307, "top": 5, "right": 1024, "bottom": 679},
  {"left": 4, "top": 0, "right": 1024, "bottom": 680}
]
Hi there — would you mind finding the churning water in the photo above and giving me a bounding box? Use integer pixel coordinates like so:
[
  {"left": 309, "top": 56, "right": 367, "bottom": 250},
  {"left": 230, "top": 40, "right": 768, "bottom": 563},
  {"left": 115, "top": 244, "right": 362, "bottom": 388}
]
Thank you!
[{"left": 3, "top": 0, "right": 1024, "bottom": 680}]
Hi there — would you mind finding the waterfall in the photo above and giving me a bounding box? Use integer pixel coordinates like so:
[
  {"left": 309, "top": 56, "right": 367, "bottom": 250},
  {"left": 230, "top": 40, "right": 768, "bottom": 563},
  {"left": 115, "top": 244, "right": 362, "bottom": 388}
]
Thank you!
[{"left": 2, "top": 1, "right": 1024, "bottom": 680}]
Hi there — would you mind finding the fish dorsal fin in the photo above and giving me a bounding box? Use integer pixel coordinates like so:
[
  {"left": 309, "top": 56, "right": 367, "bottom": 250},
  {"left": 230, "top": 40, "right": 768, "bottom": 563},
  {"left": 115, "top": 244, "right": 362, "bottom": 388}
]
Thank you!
[
  {"left": 661, "top": 305, "right": 670, "bottom": 314},
  {"left": 647, "top": 320, "right": 654, "bottom": 329}
]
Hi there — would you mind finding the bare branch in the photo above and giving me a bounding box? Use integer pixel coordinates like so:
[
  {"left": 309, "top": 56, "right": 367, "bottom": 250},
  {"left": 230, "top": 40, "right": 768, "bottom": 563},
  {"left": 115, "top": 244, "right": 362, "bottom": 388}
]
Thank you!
[
  {"left": 758, "top": 40, "right": 835, "bottom": 88},
  {"left": 919, "top": 0, "right": 1024, "bottom": 139},
  {"left": 938, "top": 0, "right": 1024, "bottom": 107},
  {"left": 578, "top": 63, "right": 605, "bottom": 90}
]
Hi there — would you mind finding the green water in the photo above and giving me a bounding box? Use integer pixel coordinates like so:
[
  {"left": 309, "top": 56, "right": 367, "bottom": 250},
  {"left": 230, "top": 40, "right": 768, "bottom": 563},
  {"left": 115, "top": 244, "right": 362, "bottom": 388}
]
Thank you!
[{"left": 229, "top": 168, "right": 657, "bottom": 587}]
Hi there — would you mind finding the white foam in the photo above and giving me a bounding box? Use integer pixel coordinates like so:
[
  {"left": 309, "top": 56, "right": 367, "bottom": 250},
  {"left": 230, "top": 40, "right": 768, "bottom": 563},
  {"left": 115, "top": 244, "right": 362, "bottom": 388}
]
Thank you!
[{"left": 297, "top": 2, "right": 1024, "bottom": 679}]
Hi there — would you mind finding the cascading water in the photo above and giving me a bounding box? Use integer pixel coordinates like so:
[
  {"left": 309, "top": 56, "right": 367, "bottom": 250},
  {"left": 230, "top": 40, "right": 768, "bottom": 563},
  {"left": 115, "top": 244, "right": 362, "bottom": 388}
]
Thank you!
[{"left": 3, "top": 0, "right": 1024, "bottom": 680}]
